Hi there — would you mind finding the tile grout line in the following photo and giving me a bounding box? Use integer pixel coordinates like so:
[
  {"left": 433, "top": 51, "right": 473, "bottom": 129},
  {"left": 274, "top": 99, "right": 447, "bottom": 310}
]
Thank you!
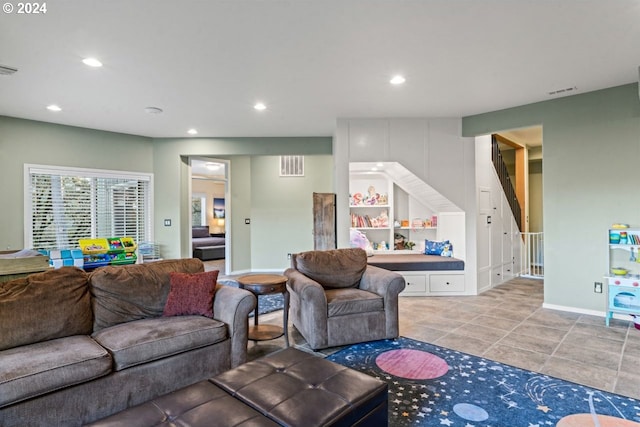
[
  {"left": 612, "top": 322, "right": 631, "bottom": 392},
  {"left": 481, "top": 306, "right": 539, "bottom": 357}
]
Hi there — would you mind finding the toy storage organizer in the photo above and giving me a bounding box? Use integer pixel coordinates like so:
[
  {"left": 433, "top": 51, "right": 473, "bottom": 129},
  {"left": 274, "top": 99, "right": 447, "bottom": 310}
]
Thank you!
[
  {"left": 79, "top": 237, "right": 137, "bottom": 270},
  {"left": 606, "top": 228, "right": 640, "bottom": 326}
]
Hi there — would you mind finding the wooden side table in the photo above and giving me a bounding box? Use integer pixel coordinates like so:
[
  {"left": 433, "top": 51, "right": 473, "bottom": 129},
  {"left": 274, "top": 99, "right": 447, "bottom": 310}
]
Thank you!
[{"left": 237, "top": 274, "right": 289, "bottom": 347}]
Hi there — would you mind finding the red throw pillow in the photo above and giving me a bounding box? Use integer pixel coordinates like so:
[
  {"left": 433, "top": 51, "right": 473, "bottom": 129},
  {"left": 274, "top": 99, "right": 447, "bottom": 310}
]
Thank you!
[{"left": 163, "top": 270, "right": 218, "bottom": 318}]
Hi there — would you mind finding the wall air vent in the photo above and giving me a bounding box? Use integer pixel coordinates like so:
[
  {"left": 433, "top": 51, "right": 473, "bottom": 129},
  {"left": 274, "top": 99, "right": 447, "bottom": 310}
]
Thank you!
[
  {"left": 548, "top": 86, "right": 577, "bottom": 96},
  {"left": 280, "top": 155, "right": 304, "bottom": 177},
  {"left": 0, "top": 65, "right": 18, "bottom": 75}
]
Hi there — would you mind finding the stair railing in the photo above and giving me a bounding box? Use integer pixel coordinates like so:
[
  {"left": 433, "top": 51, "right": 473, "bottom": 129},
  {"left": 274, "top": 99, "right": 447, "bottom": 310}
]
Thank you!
[{"left": 491, "top": 135, "right": 522, "bottom": 230}]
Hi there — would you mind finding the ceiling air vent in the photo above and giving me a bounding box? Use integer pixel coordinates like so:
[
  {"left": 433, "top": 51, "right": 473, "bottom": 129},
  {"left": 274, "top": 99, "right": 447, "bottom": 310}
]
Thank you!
[
  {"left": 280, "top": 155, "right": 304, "bottom": 177},
  {"left": 0, "top": 65, "right": 18, "bottom": 76}
]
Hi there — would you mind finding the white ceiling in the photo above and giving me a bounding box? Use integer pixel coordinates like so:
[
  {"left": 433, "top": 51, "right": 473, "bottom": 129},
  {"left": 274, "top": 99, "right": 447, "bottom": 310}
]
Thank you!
[{"left": 1, "top": 1, "right": 639, "bottom": 138}]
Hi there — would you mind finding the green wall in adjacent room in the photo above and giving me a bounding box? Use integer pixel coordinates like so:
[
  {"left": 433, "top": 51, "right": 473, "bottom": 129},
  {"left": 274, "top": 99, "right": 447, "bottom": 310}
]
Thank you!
[{"left": 463, "top": 83, "right": 640, "bottom": 314}]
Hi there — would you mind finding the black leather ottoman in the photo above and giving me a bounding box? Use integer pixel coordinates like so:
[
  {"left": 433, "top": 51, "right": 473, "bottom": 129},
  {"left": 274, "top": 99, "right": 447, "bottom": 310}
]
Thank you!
[{"left": 86, "top": 347, "right": 388, "bottom": 427}]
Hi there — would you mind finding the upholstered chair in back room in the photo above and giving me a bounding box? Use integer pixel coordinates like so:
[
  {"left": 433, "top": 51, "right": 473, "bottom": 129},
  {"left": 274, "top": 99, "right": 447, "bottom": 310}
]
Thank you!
[{"left": 284, "top": 248, "right": 405, "bottom": 350}]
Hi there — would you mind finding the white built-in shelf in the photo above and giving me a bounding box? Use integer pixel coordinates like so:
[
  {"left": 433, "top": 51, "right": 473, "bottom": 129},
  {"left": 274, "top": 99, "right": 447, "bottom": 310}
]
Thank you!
[
  {"left": 351, "top": 227, "right": 391, "bottom": 230},
  {"left": 395, "top": 226, "right": 437, "bottom": 230}
]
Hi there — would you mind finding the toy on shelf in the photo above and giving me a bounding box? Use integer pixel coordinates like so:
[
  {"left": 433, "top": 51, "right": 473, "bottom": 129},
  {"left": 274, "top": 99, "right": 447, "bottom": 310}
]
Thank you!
[{"left": 79, "top": 237, "right": 137, "bottom": 270}]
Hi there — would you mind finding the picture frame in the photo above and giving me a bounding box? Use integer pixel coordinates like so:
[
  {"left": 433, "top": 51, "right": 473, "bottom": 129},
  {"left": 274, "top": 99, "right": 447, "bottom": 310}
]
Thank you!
[{"left": 213, "top": 198, "right": 225, "bottom": 219}]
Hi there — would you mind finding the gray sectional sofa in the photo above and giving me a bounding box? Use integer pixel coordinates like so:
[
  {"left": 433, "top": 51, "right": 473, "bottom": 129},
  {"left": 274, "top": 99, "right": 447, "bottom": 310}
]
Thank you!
[{"left": 0, "top": 259, "right": 256, "bottom": 427}]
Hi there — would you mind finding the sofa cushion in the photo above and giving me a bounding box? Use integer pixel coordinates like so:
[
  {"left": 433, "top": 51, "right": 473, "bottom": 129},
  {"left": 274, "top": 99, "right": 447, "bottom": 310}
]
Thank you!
[
  {"left": 0, "top": 335, "right": 111, "bottom": 408},
  {"left": 293, "top": 248, "right": 367, "bottom": 289},
  {"left": 163, "top": 270, "right": 218, "bottom": 318},
  {"left": 325, "top": 288, "right": 384, "bottom": 317},
  {"left": 92, "top": 316, "right": 227, "bottom": 371},
  {"left": 0, "top": 267, "right": 92, "bottom": 351},
  {"left": 89, "top": 258, "right": 204, "bottom": 331}
]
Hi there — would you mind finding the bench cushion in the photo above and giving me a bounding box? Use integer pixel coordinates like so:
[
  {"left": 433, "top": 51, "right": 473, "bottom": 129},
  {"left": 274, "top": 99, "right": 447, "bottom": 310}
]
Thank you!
[
  {"left": 0, "top": 335, "right": 111, "bottom": 408},
  {"left": 367, "top": 253, "right": 465, "bottom": 271},
  {"left": 92, "top": 316, "right": 227, "bottom": 371}
]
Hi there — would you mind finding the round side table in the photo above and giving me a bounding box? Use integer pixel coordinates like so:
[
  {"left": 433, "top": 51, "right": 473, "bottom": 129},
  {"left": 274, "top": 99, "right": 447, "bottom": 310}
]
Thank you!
[{"left": 237, "top": 273, "right": 289, "bottom": 347}]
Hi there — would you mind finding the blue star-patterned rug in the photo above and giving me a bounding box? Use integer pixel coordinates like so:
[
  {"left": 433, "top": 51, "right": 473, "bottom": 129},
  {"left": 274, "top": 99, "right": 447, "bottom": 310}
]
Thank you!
[
  {"left": 218, "top": 279, "right": 284, "bottom": 317},
  {"left": 326, "top": 337, "right": 640, "bottom": 427}
]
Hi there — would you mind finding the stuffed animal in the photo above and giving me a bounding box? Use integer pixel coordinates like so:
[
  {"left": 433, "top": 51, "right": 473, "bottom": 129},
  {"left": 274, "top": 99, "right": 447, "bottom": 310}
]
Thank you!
[{"left": 350, "top": 229, "right": 373, "bottom": 256}]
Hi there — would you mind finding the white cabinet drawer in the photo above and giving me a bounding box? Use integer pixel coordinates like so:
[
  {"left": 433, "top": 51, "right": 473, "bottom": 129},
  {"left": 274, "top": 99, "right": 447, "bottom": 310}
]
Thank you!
[
  {"left": 401, "top": 273, "right": 427, "bottom": 294},
  {"left": 429, "top": 274, "right": 465, "bottom": 292}
]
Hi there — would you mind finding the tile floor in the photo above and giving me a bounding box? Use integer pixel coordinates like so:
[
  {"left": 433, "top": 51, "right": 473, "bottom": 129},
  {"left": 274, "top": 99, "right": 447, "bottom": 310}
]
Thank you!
[{"left": 207, "top": 261, "right": 640, "bottom": 400}]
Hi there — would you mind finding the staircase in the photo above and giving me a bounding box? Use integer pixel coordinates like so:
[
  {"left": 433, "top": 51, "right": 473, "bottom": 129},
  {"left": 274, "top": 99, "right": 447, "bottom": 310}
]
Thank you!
[{"left": 491, "top": 135, "right": 522, "bottom": 230}]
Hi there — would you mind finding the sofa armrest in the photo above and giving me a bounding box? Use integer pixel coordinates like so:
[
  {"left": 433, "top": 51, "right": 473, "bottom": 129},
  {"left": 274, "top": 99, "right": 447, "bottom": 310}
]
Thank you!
[
  {"left": 359, "top": 265, "right": 405, "bottom": 337},
  {"left": 213, "top": 285, "right": 256, "bottom": 368},
  {"left": 284, "top": 268, "right": 329, "bottom": 348}
]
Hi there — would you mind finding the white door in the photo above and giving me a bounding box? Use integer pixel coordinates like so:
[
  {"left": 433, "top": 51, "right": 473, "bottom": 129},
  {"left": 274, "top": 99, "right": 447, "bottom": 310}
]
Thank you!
[{"left": 477, "top": 188, "right": 492, "bottom": 292}]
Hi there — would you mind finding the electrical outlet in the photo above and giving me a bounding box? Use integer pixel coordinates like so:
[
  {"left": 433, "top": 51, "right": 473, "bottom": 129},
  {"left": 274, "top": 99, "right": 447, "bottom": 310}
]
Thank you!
[
  {"left": 594, "top": 282, "right": 603, "bottom": 293},
  {"left": 164, "top": 219, "right": 171, "bottom": 226},
  {"left": 287, "top": 253, "right": 292, "bottom": 260}
]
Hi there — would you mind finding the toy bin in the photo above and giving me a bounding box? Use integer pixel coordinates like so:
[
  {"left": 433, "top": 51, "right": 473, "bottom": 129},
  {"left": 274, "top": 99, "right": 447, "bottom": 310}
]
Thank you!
[
  {"left": 79, "top": 238, "right": 109, "bottom": 254},
  {"left": 120, "top": 237, "right": 137, "bottom": 253}
]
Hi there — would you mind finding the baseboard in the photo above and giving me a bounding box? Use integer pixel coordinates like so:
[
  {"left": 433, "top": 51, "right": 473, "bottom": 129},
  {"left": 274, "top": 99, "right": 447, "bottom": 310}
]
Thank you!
[
  {"left": 541, "top": 303, "right": 633, "bottom": 321},
  {"left": 542, "top": 303, "right": 604, "bottom": 317},
  {"left": 226, "top": 268, "right": 284, "bottom": 276}
]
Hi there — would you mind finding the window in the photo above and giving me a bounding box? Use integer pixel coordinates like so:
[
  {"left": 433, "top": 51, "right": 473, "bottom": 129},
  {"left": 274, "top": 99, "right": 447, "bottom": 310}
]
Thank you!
[{"left": 25, "top": 165, "right": 153, "bottom": 250}]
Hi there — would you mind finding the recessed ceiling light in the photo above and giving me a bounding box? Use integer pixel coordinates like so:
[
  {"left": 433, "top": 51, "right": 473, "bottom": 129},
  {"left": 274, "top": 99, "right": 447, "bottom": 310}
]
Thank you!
[
  {"left": 254, "top": 102, "right": 267, "bottom": 111},
  {"left": 46, "top": 104, "right": 61, "bottom": 112},
  {"left": 187, "top": 128, "right": 198, "bottom": 135},
  {"left": 390, "top": 75, "right": 406, "bottom": 85},
  {"left": 144, "top": 107, "right": 163, "bottom": 114},
  {"left": 82, "top": 58, "right": 103, "bottom": 68}
]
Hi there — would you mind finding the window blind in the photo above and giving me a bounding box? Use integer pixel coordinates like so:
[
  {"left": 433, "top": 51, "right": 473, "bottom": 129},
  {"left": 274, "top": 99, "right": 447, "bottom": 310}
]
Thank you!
[{"left": 26, "top": 165, "right": 153, "bottom": 250}]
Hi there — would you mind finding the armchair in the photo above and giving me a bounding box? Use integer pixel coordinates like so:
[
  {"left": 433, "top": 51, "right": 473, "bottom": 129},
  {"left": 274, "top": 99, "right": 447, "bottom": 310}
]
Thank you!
[{"left": 284, "top": 248, "right": 406, "bottom": 350}]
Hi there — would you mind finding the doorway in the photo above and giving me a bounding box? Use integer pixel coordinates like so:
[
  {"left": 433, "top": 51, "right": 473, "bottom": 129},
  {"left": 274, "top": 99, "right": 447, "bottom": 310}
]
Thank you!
[
  {"left": 190, "top": 157, "right": 230, "bottom": 273},
  {"left": 494, "top": 126, "right": 543, "bottom": 278}
]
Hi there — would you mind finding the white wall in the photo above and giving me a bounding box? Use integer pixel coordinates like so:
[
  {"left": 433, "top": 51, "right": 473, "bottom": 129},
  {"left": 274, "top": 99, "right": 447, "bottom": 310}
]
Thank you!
[{"left": 335, "top": 118, "right": 478, "bottom": 294}]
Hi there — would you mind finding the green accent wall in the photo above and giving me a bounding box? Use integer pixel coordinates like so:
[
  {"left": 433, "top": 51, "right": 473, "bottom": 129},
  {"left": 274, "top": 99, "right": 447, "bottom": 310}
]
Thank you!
[
  {"left": 250, "top": 155, "right": 334, "bottom": 269},
  {"left": 0, "top": 116, "right": 153, "bottom": 251},
  {"left": 150, "top": 137, "right": 332, "bottom": 267},
  {"left": 463, "top": 83, "right": 640, "bottom": 313}
]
